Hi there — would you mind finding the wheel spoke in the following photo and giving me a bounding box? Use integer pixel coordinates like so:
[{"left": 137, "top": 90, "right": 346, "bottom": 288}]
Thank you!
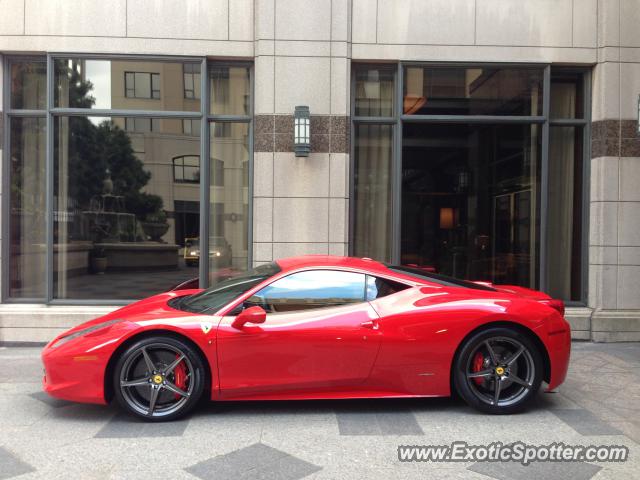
[
  {"left": 141, "top": 347, "right": 156, "bottom": 373},
  {"left": 163, "top": 381, "right": 190, "bottom": 398},
  {"left": 493, "top": 378, "right": 502, "bottom": 405},
  {"left": 509, "top": 374, "right": 532, "bottom": 388},
  {"left": 505, "top": 346, "right": 525, "bottom": 366},
  {"left": 120, "top": 378, "right": 149, "bottom": 388},
  {"left": 485, "top": 340, "right": 499, "bottom": 365},
  {"left": 147, "top": 386, "right": 160, "bottom": 415},
  {"left": 164, "top": 354, "right": 186, "bottom": 375},
  {"left": 467, "top": 369, "right": 493, "bottom": 379}
]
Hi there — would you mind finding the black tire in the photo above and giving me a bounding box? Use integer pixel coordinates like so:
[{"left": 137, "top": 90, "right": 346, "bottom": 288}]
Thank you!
[
  {"left": 453, "top": 327, "right": 543, "bottom": 414},
  {"left": 113, "top": 335, "right": 206, "bottom": 421}
]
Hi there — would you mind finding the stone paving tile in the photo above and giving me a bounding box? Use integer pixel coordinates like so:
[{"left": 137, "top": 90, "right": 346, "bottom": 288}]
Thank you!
[
  {"left": 0, "top": 446, "right": 35, "bottom": 480},
  {"left": 94, "top": 412, "right": 189, "bottom": 438},
  {"left": 185, "top": 443, "right": 321, "bottom": 480},
  {"left": 551, "top": 409, "right": 623, "bottom": 436},
  {"left": 29, "top": 391, "right": 73, "bottom": 409},
  {"left": 335, "top": 410, "right": 424, "bottom": 436},
  {"left": 468, "top": 460, "right": 602, "bottom": 480}
]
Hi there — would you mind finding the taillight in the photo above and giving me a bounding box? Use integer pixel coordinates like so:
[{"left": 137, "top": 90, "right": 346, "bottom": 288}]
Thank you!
[{"left": 539, "top": 298, "right": 565, "bottom": 316}]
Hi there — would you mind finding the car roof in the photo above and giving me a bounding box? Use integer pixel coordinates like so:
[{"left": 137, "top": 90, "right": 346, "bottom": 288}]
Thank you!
[{"left": 275, "top": 255, "right": 391, "bottom": 275}]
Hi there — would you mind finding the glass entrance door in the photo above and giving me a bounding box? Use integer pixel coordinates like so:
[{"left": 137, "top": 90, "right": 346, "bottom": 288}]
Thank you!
[{"left": 400, "top": 123, "right": 540, "bottom": 288}]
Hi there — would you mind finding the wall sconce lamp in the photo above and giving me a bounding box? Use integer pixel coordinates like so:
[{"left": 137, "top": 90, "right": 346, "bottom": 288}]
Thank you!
[
  {"left": 439, "top": 207, "right": 455, "bottom": 230},
  {"left": 294, "top": 105, "right": 311, "bottom": 157}
]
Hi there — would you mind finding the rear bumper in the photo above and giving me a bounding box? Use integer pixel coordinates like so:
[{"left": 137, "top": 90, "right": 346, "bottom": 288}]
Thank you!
[{"left": 543, "top": 320, "right": 572, "bottom": 391}]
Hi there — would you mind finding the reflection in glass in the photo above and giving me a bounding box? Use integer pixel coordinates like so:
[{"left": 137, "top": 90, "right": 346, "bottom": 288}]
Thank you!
[
  {"left": 53, "top": 116, "right": 200, "bottom": 299},
  {"left": 209, "top": 66, "right": 250, "bottom": 115},
  {"left": 9, "top": 117, "right": 47, "bottom": 298},
  {"left": 54, "top": 58, "right": 201, "bottom": 111},
  {"left": 353, "top": 124, "right": 393, "bottom": 262},
  {"left": 209, "top": 122, "right": 249, "bottom": 282},
  {"left": 401, "top": 123, "right": 541, "bottom": 289},
  {"left": 548, "top": 127, "right": 583, "bottom": 301},
  {"left": 354, "top": 66, "right": 395, "bottom": 117},
  {"left": 10, "top": 60, "right": 47, "bottom": 110},
  {"left": 402, "top": 67, "right": 543, "bottom": 116}
]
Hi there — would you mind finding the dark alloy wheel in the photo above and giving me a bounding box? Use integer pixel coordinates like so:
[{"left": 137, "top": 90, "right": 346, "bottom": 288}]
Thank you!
[
  {"left": 453, "top": 327, "right": 543, "bottom": 414},
  {"left": 113, "top": 336, "right": 205, "bottom": 421}
]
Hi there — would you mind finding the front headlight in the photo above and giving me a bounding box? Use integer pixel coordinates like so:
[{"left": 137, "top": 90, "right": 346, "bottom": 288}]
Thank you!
[
  {"left": 51, "top": 319, "right": 122, "bottom": 349},
  {"left": 189, "top": 250, "right": 199, "bottom": 256}
]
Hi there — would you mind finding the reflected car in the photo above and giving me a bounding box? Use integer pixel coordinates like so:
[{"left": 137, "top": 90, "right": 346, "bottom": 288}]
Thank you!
[
  {"left": 183, "top": 237, "right": 232, "bottom": 267},
  {"left": 41, "top": 256, "right": 571, "bottom": 422}
]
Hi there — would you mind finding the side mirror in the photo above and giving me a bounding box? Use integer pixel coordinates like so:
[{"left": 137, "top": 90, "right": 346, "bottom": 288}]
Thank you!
[{"left": 232, "top": 306, "right": 266, "bottom": 329}]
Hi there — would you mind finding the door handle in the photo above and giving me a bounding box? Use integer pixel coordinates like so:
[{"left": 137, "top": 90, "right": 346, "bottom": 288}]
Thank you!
[{"left": 360, "top": 320, "right": 379, "bottom": 330}]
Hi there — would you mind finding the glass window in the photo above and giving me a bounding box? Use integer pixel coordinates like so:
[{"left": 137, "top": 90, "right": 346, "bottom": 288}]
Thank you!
[
  {"left": 53, "top": 116, "right": 200, "bottom": 299},
  {"left": 10, "top": 60, "right": 47, "bottom": 110},
  {"left": 54, "top": 59, "right": 200, "bottom": 111},
  {"left": 209, "top": 66, "right": 250, "bottom": 115},
  {"left": 400, "top": 123, "right": 541, "bottom": 289},
  {"left": 183, "top": 63, "right": 201, "bottom": 99},
  {"left": 402, "top": 66, "right": 543, "bottom": 116},
  {"left": 8, "top": 117, "right": 47, "bottom": 299},
  {"left": 365, "top": 275, "right": 409, "bottom": 300},
  {"left": 209, "top": 122, "right": 249, "bottom": 276},
  {"left": 354, "top": 65, "right": 395, "bottom": 117},
  {"left": 352, "top": 124, "right": 393, "bottom": 262},
  {"left": 248, "top": 270, "right": 366, "bottom": 313},
  {"left": 182, "top": 118, "right": 201, "bottom": 136},
  {"left": 547, "top": 126, "right": 583, "bottom": 301},
  {"left": 173, "top": 156, "right": 200, "bottom": 183},
  {"left": 125, "top": 117, "right": 160, "bottom": 133},
  {"left": 550, "top": 71, "right": 584, "bottom": 119},
  {"left": 178, "top": 263, "right": 281, "bottom": 313}
]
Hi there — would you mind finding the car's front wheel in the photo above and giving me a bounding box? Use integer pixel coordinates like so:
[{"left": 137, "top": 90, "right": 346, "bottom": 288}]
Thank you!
[
  {"left": 453, "top": 327, "right": 543, "bottom": 414},
  {"left": 113, "top": 335, "right": 205, "bottom": 421}
]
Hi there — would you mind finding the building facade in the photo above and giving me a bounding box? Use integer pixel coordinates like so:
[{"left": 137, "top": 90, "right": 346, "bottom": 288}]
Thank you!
[{"left": 0, "top": 0, "right": 638, "bottom": 342}]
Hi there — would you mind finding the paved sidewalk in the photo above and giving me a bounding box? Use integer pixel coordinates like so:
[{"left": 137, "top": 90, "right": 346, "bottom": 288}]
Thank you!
[{"left": 0, "top": 342, "right": 638, "bottom": 479}]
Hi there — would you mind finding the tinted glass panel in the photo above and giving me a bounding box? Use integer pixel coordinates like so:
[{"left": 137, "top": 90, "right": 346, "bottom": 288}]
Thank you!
[
  {"left": 365, "top": 275, "right": 409, "bottom": 300},
  {"left": 209, "top": 122, "right": 249, "bottom": 281},
  {"left": 249, "top": 271, "right": 366, "bottom": 313},
  {"left": 401, "top": 123, "right": 541, "bottom": 289},
  {"left": 10, "top": 60, "right": 46, "bottom": 110},
  {"left": 354, "top": 65, "right": 394, "bottom": 117},
  {"left": 53, "top": 116, "right": 200, "bottom": 299},
  {"left": 54, "top": 58, "right": 200, "bottom": 111},
  {"left": 403, "top": 67, "right": 543, "bottom": 116},
  {"left": 352, "top": 124, "right": 393, "bottom": 262},
  {"left": 547, "top": 126, "right": 583, "bottom": 301},
  {"left": 8, "top": 117, "right": 47, "bottom": 299},
  {"left": 209, "top": 66, "right": 250, "bottom": 115},
  {"left": 550, "top": 71, "right": 584, "bottom": 119}
]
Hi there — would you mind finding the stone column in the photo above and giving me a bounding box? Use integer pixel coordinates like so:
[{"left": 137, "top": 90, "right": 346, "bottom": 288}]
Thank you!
[
  {"left": 252, "top": 0, "right": 351, "bottom": 266},
  {"left": 589, "top": 0, "right": 640, "bottom": 341}
]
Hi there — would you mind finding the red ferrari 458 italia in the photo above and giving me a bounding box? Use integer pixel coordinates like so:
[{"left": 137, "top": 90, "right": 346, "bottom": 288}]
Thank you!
[{"left": 42, "top": 256, "right": 571, "bottom": 421}]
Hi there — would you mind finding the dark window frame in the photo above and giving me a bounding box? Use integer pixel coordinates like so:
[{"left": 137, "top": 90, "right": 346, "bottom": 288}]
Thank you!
[
  {"left": 172, "top": 155, "right": 201, "bottom": 184},
  {"left": 124, "top": 71, "right": 161, "bottom": 99}
]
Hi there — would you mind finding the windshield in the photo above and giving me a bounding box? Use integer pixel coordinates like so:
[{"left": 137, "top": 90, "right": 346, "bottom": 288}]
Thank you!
[
  {"left": 179, "top": 262, "right": 281, "bottom": 313},
  {"left": 386, "top": 265, "right": 496, "bottom": 291}
]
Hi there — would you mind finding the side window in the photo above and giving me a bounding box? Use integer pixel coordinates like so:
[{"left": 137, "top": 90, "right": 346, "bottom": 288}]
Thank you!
[
  {"left": 247, "top": 270, "right": 366, "bottom": 313},
  {"left": 366, "top": 275, "right": 409, "bottom": 301}
]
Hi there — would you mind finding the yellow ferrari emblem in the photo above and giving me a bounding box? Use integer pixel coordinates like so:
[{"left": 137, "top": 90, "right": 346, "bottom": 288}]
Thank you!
[
  {"left": 201, "top": 322, "right": 212, "bottom": 334},
  {"left": 153, "top": 375, "right": 163, "bottom": 384},
  {"left": 495, "top": 366, "right": 505, "bottom": 375}
]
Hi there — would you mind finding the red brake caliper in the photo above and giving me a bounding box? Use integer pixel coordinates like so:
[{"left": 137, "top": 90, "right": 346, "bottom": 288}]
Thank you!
[
  {"left": 172, "top": 355, "right": 187, "bottom": 400},
  {"left": 472, "top": 352, "right": 485, "bottom": 386}
]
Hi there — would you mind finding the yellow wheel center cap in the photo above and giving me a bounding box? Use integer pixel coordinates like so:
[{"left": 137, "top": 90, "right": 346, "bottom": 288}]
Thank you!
[
  {"left": 495, "top": 366, "right": 505, "bottom": 375},
  {"left": 152, "top": 374, "right": 164, "bottom": 384}
]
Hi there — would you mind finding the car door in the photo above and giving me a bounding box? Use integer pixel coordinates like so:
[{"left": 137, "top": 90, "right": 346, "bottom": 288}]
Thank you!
[{"left": 216, "top": 269, "right": 382, "bottom": 398}]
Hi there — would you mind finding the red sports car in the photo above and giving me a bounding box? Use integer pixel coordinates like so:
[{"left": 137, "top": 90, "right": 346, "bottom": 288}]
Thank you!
[{"left": 42, "top": 256, "right": 571, "bottom": 421}]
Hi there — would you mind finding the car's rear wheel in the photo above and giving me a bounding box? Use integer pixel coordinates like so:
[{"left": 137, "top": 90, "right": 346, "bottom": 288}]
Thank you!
[
  {"left": 113, "top": 336, "right": 205, "bottom": 421},
  {"left": 453, "top": 327, "right": 543, "bottom": 414}
]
